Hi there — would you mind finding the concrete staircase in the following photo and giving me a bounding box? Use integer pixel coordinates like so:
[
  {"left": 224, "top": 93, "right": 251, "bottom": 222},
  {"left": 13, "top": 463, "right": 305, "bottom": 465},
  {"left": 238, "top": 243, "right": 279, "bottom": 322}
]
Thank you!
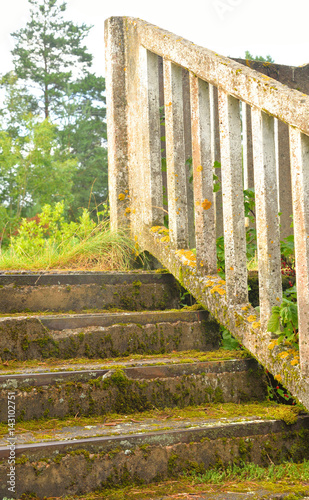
[{"left": 0, "top": 271, "right": 308, "bottom": 499}]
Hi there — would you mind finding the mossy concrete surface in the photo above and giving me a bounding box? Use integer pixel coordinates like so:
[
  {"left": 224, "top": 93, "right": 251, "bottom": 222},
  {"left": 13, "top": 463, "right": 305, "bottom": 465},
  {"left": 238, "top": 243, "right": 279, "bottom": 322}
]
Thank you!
[
  {"left": 0, "top": 310, "right": 220, "bottom": 361},
  {"left": 0, "top": 358, "right": 266, "bottom": 421},
  {"left": 0, "top": 271, "right": 180, "bottom": 313},
  {"left": 0, "top": 413, "right": 308, "bottom": 498},
  {"left": 137, "top": 228, "right": 309, "bottom": 412}
]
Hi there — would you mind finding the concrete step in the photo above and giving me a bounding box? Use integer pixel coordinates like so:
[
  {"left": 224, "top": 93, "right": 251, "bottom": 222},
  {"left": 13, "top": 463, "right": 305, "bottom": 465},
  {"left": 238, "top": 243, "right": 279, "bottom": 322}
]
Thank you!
[
  {"left": 0, "top": 270, "right": 181, "bottom": 313},
  {"left": 0, "top": 355, "right": 266, "bottom": 421},
  {"left": 0, "top": 403, "right": 308, "bottom": 498},
  {"left": 0, "top": 309, "right": 220, "bottom": 361}
]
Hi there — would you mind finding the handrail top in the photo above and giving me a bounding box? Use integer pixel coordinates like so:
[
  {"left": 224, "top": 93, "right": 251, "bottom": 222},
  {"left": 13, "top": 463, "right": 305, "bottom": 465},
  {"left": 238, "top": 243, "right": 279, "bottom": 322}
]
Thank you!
[{"left": 106, "top": 16, "right": 309, "bottom": 136}]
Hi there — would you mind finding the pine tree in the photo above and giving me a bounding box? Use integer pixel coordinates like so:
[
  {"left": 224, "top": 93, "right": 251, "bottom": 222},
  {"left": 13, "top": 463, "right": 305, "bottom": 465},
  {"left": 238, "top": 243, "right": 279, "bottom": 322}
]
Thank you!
[
  {"left": 11, "top": 0, "right": 93, "bottom": 119},
  {"left": 10, "top": 0, "right": 108, "bottom": 218}
]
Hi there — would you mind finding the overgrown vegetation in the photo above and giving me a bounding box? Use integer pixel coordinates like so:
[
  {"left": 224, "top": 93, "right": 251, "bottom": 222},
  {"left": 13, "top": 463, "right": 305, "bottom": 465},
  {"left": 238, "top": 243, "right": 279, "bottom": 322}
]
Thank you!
[
  {"left": 17, "top": 460, "right": 309, "bottom": 500},
  {"left": 0, "top": 202, "right": 135, "bottom": 270},
  {"left": 0, "top": 0, "right": 108, "bottom": 242}
]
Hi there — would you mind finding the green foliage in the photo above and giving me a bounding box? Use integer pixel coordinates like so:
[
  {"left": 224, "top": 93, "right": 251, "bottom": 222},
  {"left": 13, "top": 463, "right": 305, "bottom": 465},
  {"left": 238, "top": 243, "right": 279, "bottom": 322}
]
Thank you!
[
  {"left": 0, "top": 0, "right": 108, "bottom": 224},
  {"left": 0, "top": 112, "right": 77, "bottom": 240},
  {"left": 0, "top": 202, "right": 134, "bottom": 271},
  {"left": 57, "top": 74, "right": 107, "bottom": 217},
  {"left": 267, "top": 286, "right": 298, "bottom": 349},
  {"left": 213, "top": 161, "right": 221, "bottom": 193},
  {"left": 220, "top": 327, "right": 241, "bottom": 350},
  {"left": 244, "top": 51, "right": 275, "bottom": 63},
  {"left": 11, "top": 0, "right": 92, "bottom": 119}
]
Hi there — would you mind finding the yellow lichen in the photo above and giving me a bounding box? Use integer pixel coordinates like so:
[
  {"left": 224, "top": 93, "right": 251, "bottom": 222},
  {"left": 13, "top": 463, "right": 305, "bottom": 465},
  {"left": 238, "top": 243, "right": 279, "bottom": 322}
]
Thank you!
[
  {"left": 210, "top": 285, "right": 226, "bottom": 296},
  {"left": 274, "top": 374, "right": 282, "bottom": 382},
  {"left": 197, "top": 165, "right": 203, "bottom": 172},
  {"left": 252, "top": 321, "right": 261, "bottom": 329},
  {"left": 247, "top": 315, "right": 256, "bottom": 323},
  {"left": 160, "top": 236, "right": 170, "bottom": 243},
  {"left": 279, "top": 352, "right": 289, "bottom": 359},
  {"left": 268, "top": 340, "right": 278, "bottom": 350},
  {"left": 118, "top": 193, "right": 126, "bottom": 201}
]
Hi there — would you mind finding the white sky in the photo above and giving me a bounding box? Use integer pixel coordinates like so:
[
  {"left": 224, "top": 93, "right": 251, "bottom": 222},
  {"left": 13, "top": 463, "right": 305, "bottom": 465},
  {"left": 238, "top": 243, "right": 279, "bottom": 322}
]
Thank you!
[{"left": 0, "top": 0, "right": 308, "bottom": 77}]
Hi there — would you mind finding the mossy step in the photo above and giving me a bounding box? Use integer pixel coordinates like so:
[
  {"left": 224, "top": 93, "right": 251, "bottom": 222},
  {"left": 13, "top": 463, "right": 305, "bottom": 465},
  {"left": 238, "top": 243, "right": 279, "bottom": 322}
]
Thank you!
[
  {"left": 0, "top": 271, "right": 180, "bottom": 313},
  {"left": 0, "top": 358, "right": 267, "bottom": 421},
  {"left": 0, "top": 348, "right": 250, "bottom": 375},
  {"left": 0, "top": 309, "right": 221, "bottom": 361},
  {"left": 0, "top": 402, "right": 308, "bottom": 498}
]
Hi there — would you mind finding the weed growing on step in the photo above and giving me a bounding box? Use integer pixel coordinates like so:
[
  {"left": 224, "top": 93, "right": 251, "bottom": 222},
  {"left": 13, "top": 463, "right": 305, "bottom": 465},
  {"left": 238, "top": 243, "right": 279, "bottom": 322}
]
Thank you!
[{"left": 21, "top": 460, "right": 309, "bottom": 499}]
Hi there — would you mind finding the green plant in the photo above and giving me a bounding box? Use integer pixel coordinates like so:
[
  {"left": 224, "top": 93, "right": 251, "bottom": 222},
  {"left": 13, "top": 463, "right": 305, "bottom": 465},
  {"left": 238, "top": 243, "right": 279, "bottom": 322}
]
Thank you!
[
  {"left": 220, "top": 326, "right": 241, "bottom": 350},
  {"left": 0, "top": 201, "right": 135, "bottom": 271},
  {"left": 267, "top": 286, "right": 298, "bottom": 349}
]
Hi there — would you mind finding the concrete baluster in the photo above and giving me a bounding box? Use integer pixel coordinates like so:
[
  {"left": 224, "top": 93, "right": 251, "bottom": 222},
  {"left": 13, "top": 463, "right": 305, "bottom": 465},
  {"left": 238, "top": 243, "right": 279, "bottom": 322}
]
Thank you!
[
  {"left": 209, "top": 85, "right": 223, "bottom": 238},
  {"left": 289, "top": 128, "right": 309, "bottom": 376},
  {"left": 190, "top": 74, "right": 217, "bottom": 274},
  {"left": 218, "top": 90, "right": 248, "bottom": 304},
  {"left": 139, "top": 47, "right": 163, "bottom": 226},
  {"left": 163, "top": 60, "right": 189, "bottom": 249},
  {"left": 104, "top": 17, "right": 130, "bottom": 231},
  {"left": 251, "top": 109, "right": 282, "bottom": 328}
]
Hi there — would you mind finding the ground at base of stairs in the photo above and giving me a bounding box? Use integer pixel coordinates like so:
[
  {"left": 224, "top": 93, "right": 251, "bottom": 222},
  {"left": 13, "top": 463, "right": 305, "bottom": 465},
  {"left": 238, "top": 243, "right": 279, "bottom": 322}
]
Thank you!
[{"left": 15, "top": 482, "right": 309, "bottom": 500}]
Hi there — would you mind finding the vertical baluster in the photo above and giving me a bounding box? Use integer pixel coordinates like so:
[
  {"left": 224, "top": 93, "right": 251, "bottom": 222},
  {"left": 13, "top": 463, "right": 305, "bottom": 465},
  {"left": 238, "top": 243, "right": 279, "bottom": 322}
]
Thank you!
[
  {"left": 163, "top": 60, "right": 189, "bottom": 249},
  {"left": 242, "top": 103, "right": 254, "bottom": 192},
  {"left": 105, "top": 17, "right": 130, "bottom": 231},
  {"left": 210, "top": 85, "right": 223, "bottom": 238},
  {"left": 190, "top": 74, "right": 217, "bottom": 274},
  {"left": 289, "top": 129, "right": 309, "bottom": 375},
  {"left": 182, "top": 69, "right": 195, "bottom": 249},
  {"left": 243, "top": 103, "right": 255, "bottom": 231},
  {"left": 251, "top": 109, "right": 282, "bottom": 327},
  {"left": 218, "top": 91, "right": 248, "bottom": 304},
  {"left": 276, "top": 120, "right": 293, "bottom": 239},
  {"left": 139, "top": 47, "right": 163, "bottom": 226}
]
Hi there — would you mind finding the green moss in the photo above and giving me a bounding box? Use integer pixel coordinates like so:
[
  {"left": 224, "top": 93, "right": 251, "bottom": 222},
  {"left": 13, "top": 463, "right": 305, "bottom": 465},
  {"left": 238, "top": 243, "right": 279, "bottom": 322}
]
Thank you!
[{"left": 168, "top": 453, "right": 179, "bottom": 476}]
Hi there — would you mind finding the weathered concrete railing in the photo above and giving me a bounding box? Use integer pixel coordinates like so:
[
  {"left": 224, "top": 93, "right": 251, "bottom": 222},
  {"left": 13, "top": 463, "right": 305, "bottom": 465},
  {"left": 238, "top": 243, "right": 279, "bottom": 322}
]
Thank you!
[{"left": 105, "top": 17, "right": 309, "bottom": 409}]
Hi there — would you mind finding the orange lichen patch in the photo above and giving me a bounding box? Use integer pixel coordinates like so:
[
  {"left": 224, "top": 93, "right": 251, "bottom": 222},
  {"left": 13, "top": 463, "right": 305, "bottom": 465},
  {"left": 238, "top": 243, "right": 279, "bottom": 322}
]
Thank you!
[
  {"left": 118, "top": 193, "right": 126, "bottom": 201},
  {"left": 205, "top": 281, "right": 215, "bottom": 287},
  {"left": 200, "top": 261, "right": 204, "bottom": 267},
  {"left": 210, "top": 285, "right": 226, "bottom": 296},
  {"left": 197, "top": 165, "right": 203, "bottom": 172},
  {"left": 268, "top": 340, "right": 279, "bottom": 350},
  {"left": 247, "top": 315, "right": 256, "bottom": 323},
  {"left": 158, "top": 228, "right": 169, "bottom": 234},
  {"left": 274, "top": 374, "right": 282, "bottom": 382},
  {"left": 252, "top": 321, "right": 261, "bottom": 329},
  {"left": 218, "top": 280, "right": 226, "bottom": 285},
  {"left": 160, "top": 236, "right": 170, "bottom": 243},
  {"left": 241, "top": 306, "right": 249, "bottom": 311},
  {"left": 201, "top": 199, "right": 212, "bottom": 210},
  {"left": 175, "top": 249, "right": 197, "bottom": 268},
  {"left": 279, "top": 352, "right": 289, "bottom": 359},
  {"left": 150, "top": 226, "right": 162, "bottom": 233},
  {"left": 125, "top": 207, "right": 131, "bottom": 214},
  {"left": 291, "top": 358, "right": 299, "bottom": 366}
]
